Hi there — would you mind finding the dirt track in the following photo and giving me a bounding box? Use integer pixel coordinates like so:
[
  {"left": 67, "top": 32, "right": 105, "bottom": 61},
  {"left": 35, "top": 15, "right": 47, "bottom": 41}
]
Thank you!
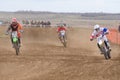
[{"left": 0, "top": 27, "right": 120, "bottom": 80}]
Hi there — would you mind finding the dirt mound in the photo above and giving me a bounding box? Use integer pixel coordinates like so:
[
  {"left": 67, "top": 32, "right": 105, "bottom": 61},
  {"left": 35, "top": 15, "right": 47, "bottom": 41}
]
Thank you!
[{"left": 0, "top": 27, "right": 120, "bottom": 80}]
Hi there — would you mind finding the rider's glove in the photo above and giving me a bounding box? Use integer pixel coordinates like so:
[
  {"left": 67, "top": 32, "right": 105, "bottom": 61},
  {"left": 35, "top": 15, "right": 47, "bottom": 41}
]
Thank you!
[
  {"left": 102, "top": 31, "right": 108, "bottom": 37},
  {"left": 90, "top": 38, "right": 93, "bottom": 41},
  {"left": 5, "top": 32, "right": 9, "bottom": 35},
  {"left": 19, "top": 30, "right": 24, "bottom": 33},
  {"left": 104, "top": 32, "right": 108, "bottom": 35}
]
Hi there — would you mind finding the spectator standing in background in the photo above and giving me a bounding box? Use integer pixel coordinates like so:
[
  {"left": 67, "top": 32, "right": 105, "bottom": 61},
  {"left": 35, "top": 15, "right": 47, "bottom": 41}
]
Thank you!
[{"left": 118, "top": 24, "right": 120, "bottom": 33}]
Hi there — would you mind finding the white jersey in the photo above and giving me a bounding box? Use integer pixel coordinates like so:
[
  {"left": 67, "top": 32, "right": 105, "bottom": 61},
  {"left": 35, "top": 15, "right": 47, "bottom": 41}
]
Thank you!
[{"left": 90, "top": 27, "right": 109, "bottom": 43}]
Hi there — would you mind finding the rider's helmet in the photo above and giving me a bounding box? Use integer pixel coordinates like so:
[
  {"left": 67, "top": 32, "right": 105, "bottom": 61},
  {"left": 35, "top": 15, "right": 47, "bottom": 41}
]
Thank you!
[
  {"left": 94, "top": 24, "right": 100, "bottom": 31},
  {"left": 12, "top": 18, "right": 17, "bottom": 23},
  {"left": 11, "top": 18, "right": 18, "bottom": 26},
  {"left": 60, "top": 23, "right": 64, "bottom": 27}
]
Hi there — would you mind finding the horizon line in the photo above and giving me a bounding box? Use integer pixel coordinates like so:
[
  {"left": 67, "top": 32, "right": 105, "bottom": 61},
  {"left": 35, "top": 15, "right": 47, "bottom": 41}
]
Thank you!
[{"left": 0, "top": 10, "right": 120, "bottom": 14}]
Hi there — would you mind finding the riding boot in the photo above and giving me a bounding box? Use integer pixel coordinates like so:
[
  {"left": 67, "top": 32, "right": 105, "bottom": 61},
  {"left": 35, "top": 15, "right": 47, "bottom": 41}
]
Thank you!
[
  {"left": 18, "top": 38, "right": 21, "bottom": 47},
  {"left": 58, "top": 37, "right": 62, "bottom": 43},
  {"left": 10, "top": 36, "right": 14, "bottom": 48},
  {"left": 104, "top": 41, "right": 111, "bottom": 51},
  {"left": 97, "top": 43, "right": 103, "bottom": 54},
  {"left": 65, "top": 34, "right": 67, "bottom": 42}
]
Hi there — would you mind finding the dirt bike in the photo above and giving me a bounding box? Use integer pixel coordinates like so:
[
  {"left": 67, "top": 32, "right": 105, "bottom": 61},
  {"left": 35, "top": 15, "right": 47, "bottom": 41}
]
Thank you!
[
  {"left": 11, "top": 31, "right": 20, "bottom": 55},
  {"left": 59, "top": 30, "right": 67, "bottom": 47},
  {"left": 98, "top": 35, "right": 111, "bottom": 60}
]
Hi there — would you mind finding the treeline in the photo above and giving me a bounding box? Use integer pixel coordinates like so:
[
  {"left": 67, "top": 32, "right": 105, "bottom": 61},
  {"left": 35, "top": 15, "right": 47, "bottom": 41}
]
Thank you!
[
  {"left": 80, "top": 13, "right": 120, "bottom": 20},
  {"left": 1, "top": 11, "right": 120, "bottom": 21}
]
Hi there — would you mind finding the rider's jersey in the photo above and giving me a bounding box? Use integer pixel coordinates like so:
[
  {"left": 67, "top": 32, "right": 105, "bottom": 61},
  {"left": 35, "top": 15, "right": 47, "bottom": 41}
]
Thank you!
[
  {"left": 57, "top": 27, "right": 66, "bottom": 32},
  {"left": 7, "top": 22, "right": 23, "bottom": 38},
  {"left": 10, "top": 22, "right": 19, "bottom": 31},
  {"left": 90, "top": 27, "right": 109, "bottom": 39},
  {"left": 8, "top": 22, "right": 23, "bottom": 31}
]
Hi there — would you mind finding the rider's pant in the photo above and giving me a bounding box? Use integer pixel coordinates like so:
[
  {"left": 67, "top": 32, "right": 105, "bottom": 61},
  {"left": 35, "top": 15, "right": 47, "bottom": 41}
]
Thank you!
[
  {"left": 97, "top": 35, "right": 111, "bottom": 49},
  {"left": 58, "top": 33, "right": 67, "bottom": 40},
  {"left": 18, "top": 38, "right": 21, "bottom": 44}
]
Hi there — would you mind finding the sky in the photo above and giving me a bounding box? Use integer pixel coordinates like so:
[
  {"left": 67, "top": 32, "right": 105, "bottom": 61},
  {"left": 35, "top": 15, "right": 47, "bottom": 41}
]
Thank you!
[{"left": 0, "top": 0, "right": 120, "bottom": 13}]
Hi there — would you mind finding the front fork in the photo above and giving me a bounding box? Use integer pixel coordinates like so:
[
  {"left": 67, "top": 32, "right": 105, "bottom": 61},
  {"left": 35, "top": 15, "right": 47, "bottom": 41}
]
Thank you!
[{"left": 97, "top": 41, "right": 109, "bottom": 53}]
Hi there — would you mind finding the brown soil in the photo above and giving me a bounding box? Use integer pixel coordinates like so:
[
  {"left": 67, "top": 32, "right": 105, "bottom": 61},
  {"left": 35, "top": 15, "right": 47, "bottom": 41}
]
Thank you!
[{"left": 0, "top": 27, "right": 120, "bottom": 80}]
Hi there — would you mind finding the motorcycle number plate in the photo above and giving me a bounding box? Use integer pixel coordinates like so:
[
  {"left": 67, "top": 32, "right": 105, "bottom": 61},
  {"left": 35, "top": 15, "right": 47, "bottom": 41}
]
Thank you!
[
  {"left": 60, "top": 30, "right": 65, "bottom": 36},
  {"left": 12, "top": 31, "right": 18, "bottom": 38},
  {"left": 98, "top": 40, "right": 103, "bottom": 45}
]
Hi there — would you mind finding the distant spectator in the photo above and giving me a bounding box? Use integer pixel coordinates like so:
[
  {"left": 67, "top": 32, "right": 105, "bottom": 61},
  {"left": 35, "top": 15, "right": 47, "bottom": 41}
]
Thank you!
[{"left": 118, "top": 25, "right": 120, "bottom": 33}]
